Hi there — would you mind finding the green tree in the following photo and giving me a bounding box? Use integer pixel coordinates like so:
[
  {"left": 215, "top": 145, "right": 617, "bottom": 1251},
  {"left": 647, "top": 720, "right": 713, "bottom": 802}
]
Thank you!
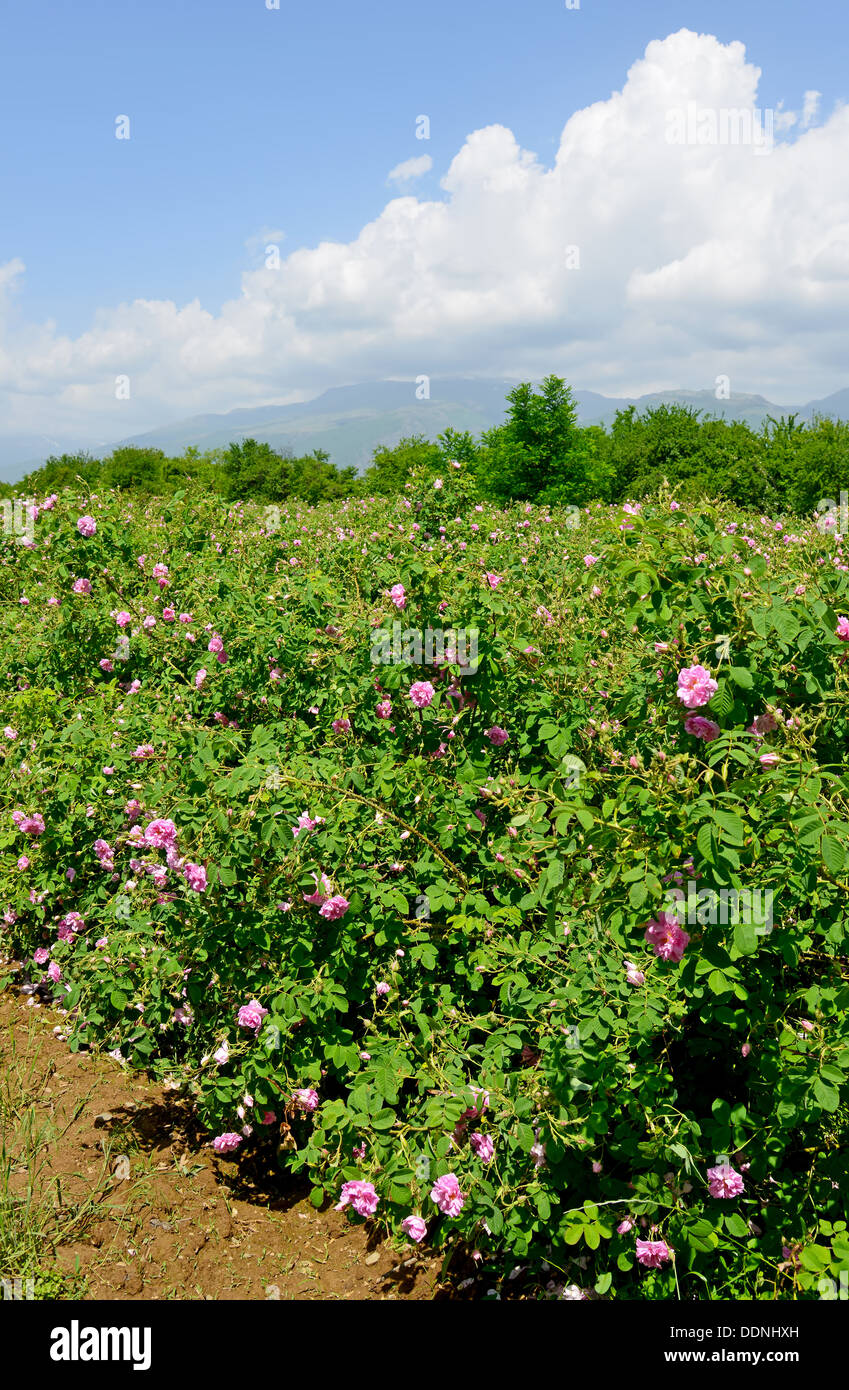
[
  {"left": 103, "top": 446, "right": 168, "bottom": 492},
  {"left": 478, "top": 376, "right": 585, "bottom": 501},
  {"left": 361, "top": 435, "right": 443, "bottom": 496}
]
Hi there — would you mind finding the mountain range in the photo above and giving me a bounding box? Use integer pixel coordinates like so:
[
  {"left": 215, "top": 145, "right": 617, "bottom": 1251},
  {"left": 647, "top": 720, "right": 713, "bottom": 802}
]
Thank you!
[{"left": 4, "top": 379, "right": 849, "bottom": 482}]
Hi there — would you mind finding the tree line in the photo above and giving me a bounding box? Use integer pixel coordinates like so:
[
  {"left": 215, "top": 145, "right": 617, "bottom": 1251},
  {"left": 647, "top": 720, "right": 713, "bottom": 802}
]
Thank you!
[{"left": 10, "top": 376, "right": 848, "bottom": 516}]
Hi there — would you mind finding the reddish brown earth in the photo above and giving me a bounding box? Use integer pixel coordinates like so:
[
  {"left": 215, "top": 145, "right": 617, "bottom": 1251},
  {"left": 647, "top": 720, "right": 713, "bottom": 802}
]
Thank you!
[{"left": 0, "top": 989, "right": 443, "bottom": 1301}]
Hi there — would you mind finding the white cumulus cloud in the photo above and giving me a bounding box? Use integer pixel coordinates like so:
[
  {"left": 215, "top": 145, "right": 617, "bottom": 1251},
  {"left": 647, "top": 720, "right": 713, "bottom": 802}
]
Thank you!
[
  {"left": 386, "top": 154, "right": 433, "bottom": 186},
  {"left": 1, "top": 28, "right": 848, "bottom": 443}
]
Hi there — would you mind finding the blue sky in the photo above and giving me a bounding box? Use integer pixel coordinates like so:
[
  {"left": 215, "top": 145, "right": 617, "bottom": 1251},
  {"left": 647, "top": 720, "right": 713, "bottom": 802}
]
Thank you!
[
  {"left": 1, "top": 0, "right": 847, "bottom": 441},
  {"left": 2, "top": 0, "right": 843, "bottom": 334}
]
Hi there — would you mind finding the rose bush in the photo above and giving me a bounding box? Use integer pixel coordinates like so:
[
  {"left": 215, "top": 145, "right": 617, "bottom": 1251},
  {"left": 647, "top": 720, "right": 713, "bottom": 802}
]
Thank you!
[{"left": 1, "top": 475, "right": 848, "bottom": 1299}]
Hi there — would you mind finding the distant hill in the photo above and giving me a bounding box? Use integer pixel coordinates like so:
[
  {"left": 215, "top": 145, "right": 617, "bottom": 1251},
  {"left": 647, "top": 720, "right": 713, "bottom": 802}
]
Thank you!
[
  {"left": 798, "top": 386, "right": 849, "bottom": 422},
  {"left": 105, "top": 379, "right": 519, "bottom": 472},
  {"left": 571, "top": 388, "right": 780, "bottom": 430},
  {"left": 3, "top": 378, "right": 847, "bottom": 483},
  {"left": 0, "top": 433, "right": 81, "bottom": 479}
]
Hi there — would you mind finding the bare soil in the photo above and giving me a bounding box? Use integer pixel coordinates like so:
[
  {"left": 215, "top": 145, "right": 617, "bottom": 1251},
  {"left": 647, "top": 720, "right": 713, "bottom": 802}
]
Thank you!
[{"left": 0, "top": 989, "right": 443, "bottom": 1301}]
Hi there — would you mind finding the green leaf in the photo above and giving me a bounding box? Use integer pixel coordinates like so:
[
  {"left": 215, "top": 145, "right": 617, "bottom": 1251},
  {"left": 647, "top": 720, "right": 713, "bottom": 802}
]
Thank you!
[
  {"left": 709, "top": 683, "right": 734, "bottom": 719},
  {"left": 534, "top": 1191, "right": 551, "bottom": 1220},
  {"left": 772, "top": 608, "right": 800, "bottom": 644},
  {"left": 684, "top": 1218, "right": 718, "bottom": 1252},
  {"left": 724, "top": 1213, "right": 749, "bottom": 1238},
  {"left": 546, "top": 858, "right": 565, "bottom": 888},
  {"left": 733, "top": 917, "right": 758, "bottom": 955},
  {"left": 800, "top": 1245, "right": 831, "bottom": 1271},
  {"left": 713, "top": 809, "right": 746, "bottom": 844},
  {"left": 812, "top": 1076, "right": 840, "bottom": 1112},
  {"left": 516, "top": 1123, "right": 536, "bottom": 1152},
  {"left": 728, "top": 666, "right": 753, "bottom": 688},
  {"left": 821, "top": 834, "right": 847, "bottom": 876},
  {"left": 487, "top": 1208, "right": 504, "bottom": 1235},
  {"left": 697, "top": 822, "right": 717, "bottom": 865},
  {"left": 628, "top": 881, "right": 648, "bottom": 909}
]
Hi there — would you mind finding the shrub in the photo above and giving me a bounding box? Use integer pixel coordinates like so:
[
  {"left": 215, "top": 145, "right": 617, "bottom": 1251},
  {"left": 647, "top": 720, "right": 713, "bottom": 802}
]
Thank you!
[{"left": 1, "top": 475, "right": 848, "bottom": 1299}]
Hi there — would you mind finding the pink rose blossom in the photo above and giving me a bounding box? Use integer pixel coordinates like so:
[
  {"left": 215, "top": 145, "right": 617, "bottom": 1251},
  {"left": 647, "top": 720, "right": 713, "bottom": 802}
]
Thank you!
[
  {"left": 76, "top": 516, "right": 97, "bottom": 538},
  {"left": 292, "top": 811, "right": 325, "bottom": 838},
  {"left": 636, "top": 1239, "right": 672, "bottom": 1267},
  {"left": 319, "top": 894, "right": 349, "bottom": 920},
  {"left": 236, "top": 1000, "right": 268, "bottom": 1033},
  {"left": 677, "top": 664, "right": 718, "bottom": 709},
  {"left": 470, "top": 1133, "right": 495, "bottom": 1162},
  {"left": 16, "top": 812, "right": 45, "bottom": 836},
  {"left": 183, "top": 862, "right": 207, "bottom": 892},
  {"left": 430, "top": 1173, "right": 465, "bottom": 1217},
  {"left": 335, "top": 1180, "right": 379, "bottom": 1217},
  {"left": 408, "top": 681, "right": 435, "bottom": 708},
  {"left": 485, "top": 726, "right": 509, "bottom": 746},
  {"left": 213, "top": 1132, "right": 242, "bottom": 1154},
  {"left": 644, "top": 912, "right": 690, "bottom": 962},
  {"left": 144, "top": 818, "right": 178, "bottom": 848},
  {"left": 94, "top": 838, "right": 114, "bottom": 869},
  {"left": 401, "top": 1215, "right": 428, "bottom": 1243},
  {"left": 684, "top": 715, "right": 721, "bottom": 741},
  {"left": 293, "top": 1088, "right": 320, "bottom": 1111},
  {"left": 303, "top": 871, "right": 333, "bottom": 907},
  {"left": 707, "top": 1165, "right": 745, "bottom": 1199},
  {"left": 836, "top": 615, "right": 849, "bottom": 641}
]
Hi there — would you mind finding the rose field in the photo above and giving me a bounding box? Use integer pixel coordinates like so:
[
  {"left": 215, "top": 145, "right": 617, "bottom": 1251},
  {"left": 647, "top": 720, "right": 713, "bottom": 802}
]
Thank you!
[{"left": 2, "top": 467, "right": 849, "bottom": 1302}]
